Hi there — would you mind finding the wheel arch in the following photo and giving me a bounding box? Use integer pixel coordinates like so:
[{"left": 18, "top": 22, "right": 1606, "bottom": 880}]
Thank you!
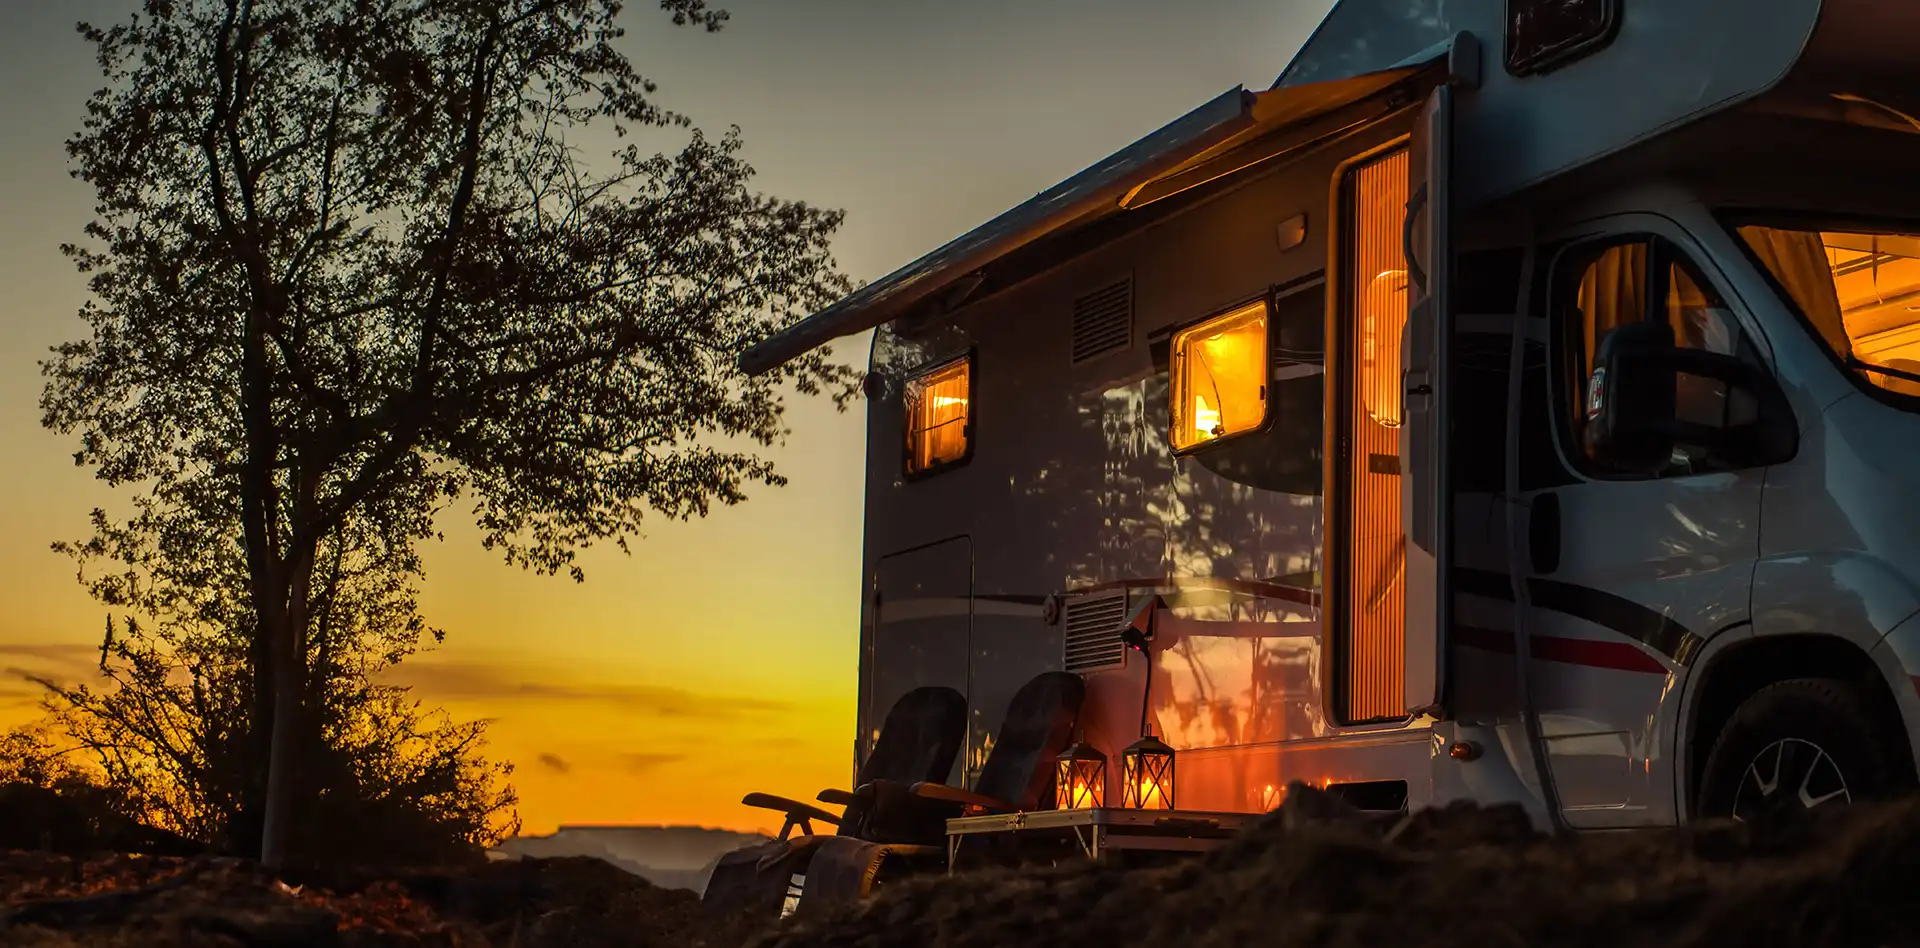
[{"left": 1677, "top": 628, "right": 1915, "bottom": 818}]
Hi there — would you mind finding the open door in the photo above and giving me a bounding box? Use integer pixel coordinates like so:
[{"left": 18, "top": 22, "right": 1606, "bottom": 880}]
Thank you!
[{"left": 1401, "top": 85, "right": 1453, "bottom": 716}]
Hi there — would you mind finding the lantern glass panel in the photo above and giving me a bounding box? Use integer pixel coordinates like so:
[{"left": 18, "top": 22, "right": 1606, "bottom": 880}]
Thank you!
[
  {"left": 1055, "top": 743, "right": 1106, "bottom": 810},
  {"left": 1121, "top": 736, "right": 1175, "bottom": 810}
]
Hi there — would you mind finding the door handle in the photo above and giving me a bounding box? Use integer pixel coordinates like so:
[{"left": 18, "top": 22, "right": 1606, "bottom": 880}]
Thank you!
[{"left": 1529, "top": 492, "right": 1561, "bottom": 575}]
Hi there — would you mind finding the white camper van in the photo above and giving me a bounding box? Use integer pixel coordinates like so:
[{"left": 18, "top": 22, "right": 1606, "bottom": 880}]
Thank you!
[{"left": 741, "top": 0, "right": 1920, "bottom": 831}]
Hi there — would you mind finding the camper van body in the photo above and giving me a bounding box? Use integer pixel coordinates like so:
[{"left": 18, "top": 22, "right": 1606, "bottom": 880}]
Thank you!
[{"left": 745, "top": 0, "right": 1920, "bottom": 829}]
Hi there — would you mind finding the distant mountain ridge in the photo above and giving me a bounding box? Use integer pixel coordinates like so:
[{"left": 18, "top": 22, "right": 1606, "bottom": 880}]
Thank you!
[{"left": 489, "top": 825, "right": 770, "bottom": 894}]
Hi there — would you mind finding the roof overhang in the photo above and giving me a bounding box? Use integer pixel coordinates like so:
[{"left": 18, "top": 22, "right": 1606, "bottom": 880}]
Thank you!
[{"left": 737, "top": 36, "right": 1477, "bottom": 377}]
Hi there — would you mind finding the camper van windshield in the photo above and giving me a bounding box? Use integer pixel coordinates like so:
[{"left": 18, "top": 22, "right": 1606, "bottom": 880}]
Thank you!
[{"left": 1737, "top": 225, "right": 1920, "bottom": 398}]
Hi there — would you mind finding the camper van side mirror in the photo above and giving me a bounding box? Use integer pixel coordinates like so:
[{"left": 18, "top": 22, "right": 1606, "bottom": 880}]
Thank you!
[{"left": 1583, "top": 323, "right": 1796, "bottom": 474}]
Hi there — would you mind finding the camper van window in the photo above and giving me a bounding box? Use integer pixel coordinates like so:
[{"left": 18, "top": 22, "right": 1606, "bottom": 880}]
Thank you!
[
  {"left": 1555, "top": 237, "right": 1754, "bottom": 474},
  {"left": 1736, "top": 226, "right": 1920, "bottom": 399},
  {"left": 1506, "top": 0, "right": 1619, "bottom": 76},
  {"left": 1170, "top": 301, "right": 1270, "bottom": 452},
  {"left": 903, "top": 356, "right": 972, "bottom": 476}
]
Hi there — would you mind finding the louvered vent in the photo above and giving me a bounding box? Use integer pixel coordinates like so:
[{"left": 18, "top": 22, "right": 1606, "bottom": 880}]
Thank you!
[
  {"left": 1062, "top": 590, "right": 1130, "bottom": 674},
  {"left": 1071, "top": 278, "right": 1133, "bottom": 364}
]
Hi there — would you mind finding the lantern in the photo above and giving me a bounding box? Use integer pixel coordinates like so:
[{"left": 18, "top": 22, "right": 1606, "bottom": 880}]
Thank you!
[
  {"left": 1054, "top": 740, "right": 1107, "bottom": 810},
  {"left": 1121, "top": 730, "right": 1176, "bottom": 810}
]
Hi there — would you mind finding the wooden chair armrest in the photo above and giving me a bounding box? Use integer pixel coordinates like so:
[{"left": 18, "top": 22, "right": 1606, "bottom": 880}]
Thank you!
[
  {"left": 741, "top": 792, "right": 842, "bottom": 830},
  {"left": 816, "top": 787, "right": 856, "bottom": 806},
  {"left": 907, "top": 782, "right": 1018, "bottom": 811}
]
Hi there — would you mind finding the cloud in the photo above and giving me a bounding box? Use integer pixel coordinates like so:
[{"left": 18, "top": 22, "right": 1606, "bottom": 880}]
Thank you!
[
  {"left": 536, "top": 753, "right": 571, "bottom": 774},
  {"left": 0, "top": 680, "right": 48, "bottom": 706},
  {"left": 4, "top": 667, "right": 59, "bottom": 689},
  {"left": 0, "top": 644, "right": 97, "bottom": 675},
  {"left": 388, "top": 660, "right": 793, "bottom": 720},
  {"left": 620, "top": 752, "right": 687, "bottom": 775}
]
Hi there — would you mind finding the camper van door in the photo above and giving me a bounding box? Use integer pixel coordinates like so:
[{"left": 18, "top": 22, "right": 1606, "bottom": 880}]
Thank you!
[{"left": 1402, "top": 84, "right": 1452, "bottom": 716}]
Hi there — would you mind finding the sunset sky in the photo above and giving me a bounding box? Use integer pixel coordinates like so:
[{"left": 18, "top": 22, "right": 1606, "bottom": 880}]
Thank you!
[{"left": 0, "top": 0, "right": 1335, "bottom": 836}]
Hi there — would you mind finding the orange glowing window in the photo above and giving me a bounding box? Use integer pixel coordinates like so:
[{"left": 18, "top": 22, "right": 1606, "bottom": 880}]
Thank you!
[
  {"left": 1740, "top": 226, "right": 1920, "bottom": 398},
  {"left": 904, "top": 357, "right": 971, "bottom": 475},
  {"left": 1361, "top": 268, "right": 1409, "bottom": 428},
  {"left": 1170, "top": 301, "right": 1270, "bottom": 451}
]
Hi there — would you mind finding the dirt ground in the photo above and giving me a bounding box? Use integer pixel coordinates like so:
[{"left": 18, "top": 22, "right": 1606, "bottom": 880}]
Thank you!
[
  {"left": 0, "top": 851, "right": 763, "bottom": 947},
  {"left": 8, "top": 787, "right": 1920, "bottom": 947},
  {"left": 757, "top": 789, "right": 1920, "bottom": 948}
]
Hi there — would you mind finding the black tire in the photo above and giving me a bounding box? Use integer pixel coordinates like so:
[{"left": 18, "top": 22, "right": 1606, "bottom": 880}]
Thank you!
[{"left": 1696, "top": 677, "right": 1899, "bottom": 822}]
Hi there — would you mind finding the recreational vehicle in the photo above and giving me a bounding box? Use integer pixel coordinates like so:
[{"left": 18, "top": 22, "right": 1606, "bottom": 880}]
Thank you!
[{"left": 740, "top": 0, "right": 1920, "bottom": 833}]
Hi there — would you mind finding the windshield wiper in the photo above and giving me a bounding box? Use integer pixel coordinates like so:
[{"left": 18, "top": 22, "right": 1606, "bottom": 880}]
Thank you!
[
  {"left": 1848, "top": 356, "right": 1920, "bottom": 386},
  {"left": 1835, "top": 355, "right": 1920, "bottom": 385}
]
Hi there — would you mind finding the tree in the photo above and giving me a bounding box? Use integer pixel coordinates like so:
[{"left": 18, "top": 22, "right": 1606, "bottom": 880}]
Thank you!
[
  {"left": 45, "top": 0, "right": 856, "bottom": 867},
  {"left": 26, "top": 501, "right": 520, "bottom": 861}
]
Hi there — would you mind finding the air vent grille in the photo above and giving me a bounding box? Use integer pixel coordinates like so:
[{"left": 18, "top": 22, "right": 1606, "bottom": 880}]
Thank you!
[
  {"left": 1071, "top": 278, "right": 1133, "bottom": 364},
  {"left": 1062, "top": 590, "right": 1130, "bottom": 674}
]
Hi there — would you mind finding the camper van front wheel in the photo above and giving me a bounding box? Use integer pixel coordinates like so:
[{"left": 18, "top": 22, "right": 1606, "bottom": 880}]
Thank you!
[{"left": 1696, "top": 678, "right": 1896, "bottom": 823}]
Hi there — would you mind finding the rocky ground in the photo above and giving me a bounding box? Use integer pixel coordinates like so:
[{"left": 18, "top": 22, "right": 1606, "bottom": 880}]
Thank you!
[
  {"left": 764, "top": 790, "right": 1920, "bottom": 948},
  {"left": 8, "top": 787, "right": 1920, "bottom": 947},
  {"left": 0, "top": 851, "right": 763, "bottom": 947}
]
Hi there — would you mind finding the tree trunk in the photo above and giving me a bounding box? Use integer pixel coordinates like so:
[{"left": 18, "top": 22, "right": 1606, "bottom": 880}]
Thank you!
[
  {"left": 259, "top": 610, "right": 299, "bottom": 869},
  {"left": 261, "top": 477, "right": 321, "bottom": 870},
  {"left": 237, "top": 629, "right": 274, "bottom": 855}
]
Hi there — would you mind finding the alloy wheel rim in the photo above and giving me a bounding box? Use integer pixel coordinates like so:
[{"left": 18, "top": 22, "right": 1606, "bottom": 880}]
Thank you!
[{"left": 1730, "top": 737, "right": 1851, "bottom": 822}]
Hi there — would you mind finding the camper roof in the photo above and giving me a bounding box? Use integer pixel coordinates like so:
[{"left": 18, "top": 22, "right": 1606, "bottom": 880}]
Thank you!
[{"left": 742, "top": 0, "right": 1841, "bottom": 377}]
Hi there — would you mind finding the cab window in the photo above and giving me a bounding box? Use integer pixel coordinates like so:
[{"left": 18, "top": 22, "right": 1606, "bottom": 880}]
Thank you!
[
  {"left": 1738, "top": 226, "right": 1920, "bottom": 398},
  {"left": 1552, "top": 236, "right": 1757, "bottom": 476}
]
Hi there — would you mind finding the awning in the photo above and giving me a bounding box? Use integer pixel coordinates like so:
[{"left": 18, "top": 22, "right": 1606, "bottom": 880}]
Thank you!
[{"left": 738, "top": 43, "right": 1467, "bottom": 377}]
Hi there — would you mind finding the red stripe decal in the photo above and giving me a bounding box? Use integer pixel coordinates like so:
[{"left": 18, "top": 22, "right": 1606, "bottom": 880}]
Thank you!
[
  {"left": 1454, "top": 626, "right": 1670, "bottom": 675},
  {"left": 1532, "top": 635, "right": 1671, "bottom": 675}
]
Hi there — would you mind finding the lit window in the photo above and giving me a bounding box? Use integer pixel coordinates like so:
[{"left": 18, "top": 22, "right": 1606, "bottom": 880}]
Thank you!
[
  {"left": 1171, "top": 301, "right": 1269, "bottom": 452},
  {"left": 904, "top": 357, "right": 971, "bottom": 475},
  {"left": 1740, "top": 226, "right": 1920, "bottom": 397},
  {"left": 1361, "top": 268, "right": 1409, "bottom": 428}
]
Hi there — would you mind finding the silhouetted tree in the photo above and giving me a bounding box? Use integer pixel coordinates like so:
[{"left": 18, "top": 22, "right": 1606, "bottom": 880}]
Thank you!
[
  {"left": 23, "top": 502, "right": 520, "bottom": 862},
  {"left": 43, "top": 0, "right": 855, "bottom": 867}
]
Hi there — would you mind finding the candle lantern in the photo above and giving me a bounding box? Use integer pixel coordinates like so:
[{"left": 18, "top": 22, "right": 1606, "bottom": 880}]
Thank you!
[
  {"left": 1119, "top": 604, "right": 1174, "bottom": 810},
  {"left": 1121, "top": 730, "right": 1176, "bottom": 810},
  {"left": 1054, "top": 739, "right": 1107, "bottom": 810}
]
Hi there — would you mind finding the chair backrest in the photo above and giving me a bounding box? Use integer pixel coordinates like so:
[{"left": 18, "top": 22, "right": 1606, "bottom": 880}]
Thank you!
[
  {"left": 856, "top": 685, "right": 968, "bottom": 786},
  {"left": 972, "top": 671, "right": 1086, "bottom": 811},
  {"left": 839, "top": 686, "right": 967, "bottom": 836}
]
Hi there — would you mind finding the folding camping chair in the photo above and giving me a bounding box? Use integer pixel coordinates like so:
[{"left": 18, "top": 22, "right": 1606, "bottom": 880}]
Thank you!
[
  {"left": 792, "top": 671, "right": 1085, "bottom": 915},
  {"left": 700, "top": 684, "right": 966, "bottom": 919}
]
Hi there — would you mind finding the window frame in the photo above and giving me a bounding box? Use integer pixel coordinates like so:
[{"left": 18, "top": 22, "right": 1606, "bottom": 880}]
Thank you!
[
  {"left": 1720, "top": 210, "right": 1920, "bottom": 413},
  {"left": 1165, "top": 293, "right": 1277, "bottom": 458},
  {"left": 1542, "top": 228, "right": 1772, "bottom": 481},
  {"left": 900, "top": 350, "right": 977, "bottom": 481},
  {"left": 1504, "top": 0, "right": 1622, "bottom": 78}
]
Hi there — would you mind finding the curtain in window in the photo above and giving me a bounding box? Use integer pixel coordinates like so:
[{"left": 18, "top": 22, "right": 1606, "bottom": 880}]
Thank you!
[
  {"left": 1738, "top": 225, "right": 1849, "bottom": 358},
  {"left": 1575, "top": 243, "right": 1649, "bottom": 376},
  {"left": 1342, "top": 148, "right": 1408, "bottom": 724}
]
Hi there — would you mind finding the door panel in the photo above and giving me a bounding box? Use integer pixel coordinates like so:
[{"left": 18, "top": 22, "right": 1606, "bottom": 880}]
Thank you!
[
  {"left": 871, "top": 537, "right": 973, "bottom": 786},
  {"left": 1403, "top": 84, "right": 1453, "bottom": 716},
  {"left": 1524, "top": 226, "right": 1764, "bottom": 827},
  {"left": 1335, "top": 145, "right": 1411, "bottom": 724}
]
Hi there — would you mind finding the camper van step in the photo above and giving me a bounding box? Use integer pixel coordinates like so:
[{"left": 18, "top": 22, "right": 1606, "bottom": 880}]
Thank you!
[{"left": 1324, "top": 779, "right": 1409, "bottom": 812}]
